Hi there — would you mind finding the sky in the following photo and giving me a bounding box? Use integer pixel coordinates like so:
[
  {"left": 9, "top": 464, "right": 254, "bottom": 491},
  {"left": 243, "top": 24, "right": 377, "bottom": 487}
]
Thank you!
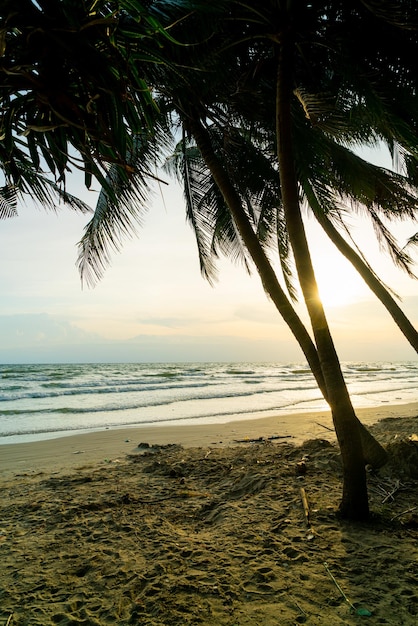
[{"left": 1, "top": 154, "right": 418, "bottom": 364}]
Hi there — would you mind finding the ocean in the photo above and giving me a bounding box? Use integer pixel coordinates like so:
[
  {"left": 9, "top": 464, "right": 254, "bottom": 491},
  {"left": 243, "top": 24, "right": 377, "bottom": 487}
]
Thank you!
[{"left": 1, "top": 361, "right": 417, "bottom": 444}]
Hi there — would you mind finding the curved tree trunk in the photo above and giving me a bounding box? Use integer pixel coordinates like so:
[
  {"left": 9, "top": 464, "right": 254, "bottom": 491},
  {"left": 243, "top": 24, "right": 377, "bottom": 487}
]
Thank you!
[
  {"left": 312, "top": 208, "right": 418, "bottom": 353},
  {"left": 188, "top": 115, "right": 387, "bottom": 476},
  {"left": 276, "top": 36, "right": 369, "bottom": 519}
]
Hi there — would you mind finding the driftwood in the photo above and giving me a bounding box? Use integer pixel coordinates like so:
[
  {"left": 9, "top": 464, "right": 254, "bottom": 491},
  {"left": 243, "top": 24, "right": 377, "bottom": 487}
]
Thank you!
[{"left": 233, "top": 434, "right": 293, "bottom": 443}]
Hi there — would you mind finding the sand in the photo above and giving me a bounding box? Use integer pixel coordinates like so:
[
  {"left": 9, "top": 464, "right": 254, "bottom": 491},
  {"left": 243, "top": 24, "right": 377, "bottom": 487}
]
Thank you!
[{"left": 1, "top": 405, "right": 417, "bottom": 625}]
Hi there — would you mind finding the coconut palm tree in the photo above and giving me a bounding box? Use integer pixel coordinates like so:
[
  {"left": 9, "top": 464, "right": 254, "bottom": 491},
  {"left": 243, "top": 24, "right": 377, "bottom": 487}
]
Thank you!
[
  {"left": 152, "top": 0, "right": 418, "bottom": 518},
  {"left": 2, "top": 0, "right": 418, "bottom": 517},
  {"left": 181, "top": 0, "right": 418, "bottom": 518},
  {"left": 74, "top": 0, "right": 418, "bottom": 518},
  {"left": 232, "top": 0, "right": 418, "bottom": 517}
]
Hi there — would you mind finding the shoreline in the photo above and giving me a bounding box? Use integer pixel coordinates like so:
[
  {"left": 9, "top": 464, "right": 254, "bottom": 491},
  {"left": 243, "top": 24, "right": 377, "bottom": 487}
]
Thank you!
[{"left": 1, "top": 400, "right": 418, "bottom": 476}]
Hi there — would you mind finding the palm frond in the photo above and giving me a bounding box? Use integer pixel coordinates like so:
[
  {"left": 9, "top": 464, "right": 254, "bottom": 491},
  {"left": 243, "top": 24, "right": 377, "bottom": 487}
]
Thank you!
[
  {"left": 0, "top": 0, "right": 168, "bottom": 197},
  {"left": 368, "top": 207, "right": 417, "bottom": 278},
  {"left": 164, "top": 135, "right": 246, "bottom": 282},
  {"left": 0, "top": 185, "right": 17, "bottom": 219},
  {"left": 77, "top": 174, "right": 148, "bottom": 288},
  {"left": 360, "top": 0, "right": 418, "bottom": 29},
  {"left": 77, "top": 125, "right": 171, "bottom": 286},
  {"left": 293, "top": 88, "right": 353, "bottom": 138},
  {"left": 219, "top": 128, "right": 299, "bottom": 299},
  {"left": 405, "top": 232, "right": 418, "bottom": 247},
  {"left": 297, "top": 129, "right": 418, "bottom": 276},
  {"left": 179, "top": 137, "right": 221, "bottom": 283}
]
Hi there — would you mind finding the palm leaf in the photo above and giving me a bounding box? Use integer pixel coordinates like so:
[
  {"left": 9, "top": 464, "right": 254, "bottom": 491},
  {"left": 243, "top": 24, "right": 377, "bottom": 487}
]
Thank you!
[
  {"left": 220, "top": 127, "right": 298, "bottom": 299},
  {"left": 164, "top": 136, "right": 233, "bottom": 283},
  {"left": 77, "top": 127, "right": 170, "bottom": 287},
  {"left": 0, "top": 185, "right": 17, "bottom": 219}
]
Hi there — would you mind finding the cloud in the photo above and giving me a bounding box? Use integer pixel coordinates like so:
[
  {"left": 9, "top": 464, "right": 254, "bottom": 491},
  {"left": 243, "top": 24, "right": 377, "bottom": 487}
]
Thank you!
[
  {"left": 0, "top": 313, "right": 304, "bottom": 363},
  {"left": 1, "top": 294, "right": 417, "bottom": 364},
  {"left": 0, "top": 314, "right": 101, "bottom": 349},
  {"left": 138, "top": 317, "right": 200, "bottom": 329}
]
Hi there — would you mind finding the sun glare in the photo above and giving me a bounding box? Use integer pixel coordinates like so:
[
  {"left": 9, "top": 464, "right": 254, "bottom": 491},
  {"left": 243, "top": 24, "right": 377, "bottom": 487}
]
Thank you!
[
  {"left": 316, "top": 278, "right": 359, "bottom": 308},
  {"left": 306, "top": 244, "right": 370, "bottom": 308},
  {"left": 314, "top": 257, "right": 369, "bottom": 309},
  {"left": 303, "top": 220, "right": 375, "bottom": 310}
]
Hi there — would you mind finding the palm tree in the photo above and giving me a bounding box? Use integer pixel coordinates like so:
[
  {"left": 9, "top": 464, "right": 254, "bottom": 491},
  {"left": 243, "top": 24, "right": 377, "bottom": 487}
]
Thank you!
[
  {"left": 273, "top": 23, "right": 367, "bottom": 516},
  {"left": 201, "top": 0, "right": 418, "bottom": 516},
  {"left": 74, "top": 0, "right": 418, "bottom": 518},
  {"left": 255, "top": 1, "right": 418, "bottom": 517},
  {"left": 151, "top": 0, "right": 418, "bottom": 518},
  {"left": 200, "top": 0, "right": 418, "bottom": 518},
  {"left": 3, "top": 0, "right": 418, "bottom": 517}
]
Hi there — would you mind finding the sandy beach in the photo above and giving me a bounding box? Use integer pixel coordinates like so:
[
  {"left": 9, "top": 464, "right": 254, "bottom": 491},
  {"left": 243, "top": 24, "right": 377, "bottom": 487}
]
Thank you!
[{"left": 1, "top": 404, "right": 417, "bottom": 625}]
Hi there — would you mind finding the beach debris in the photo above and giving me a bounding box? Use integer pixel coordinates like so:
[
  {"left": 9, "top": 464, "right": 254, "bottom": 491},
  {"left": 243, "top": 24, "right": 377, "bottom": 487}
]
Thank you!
[
  {"left": 296, "top": 458, "right": 308, "bottom": 475},
  {"left": 315, "top": 421, "right": 334, "bottom": 432},
  {"left": 390, "top": 505, "right": 418, "bottom": 523},
  {"left": 385, "top": 439, "right": 418, "bottom": 478},
  {"left": 381, "top": 479, "right": 401, "bottom": 504},
  {"left": 370, "top": 476, "right": 404, "bottom": 503},
  {"left": 300, "top": 487, "right": 310, "bottom": 524},
  {"left": 323, "top": 562, "right": 372, "bottom": 617},
  {"left": 289, "top": 594, "right": 308, "bottom": 619},
  {"left": 233, "top": 434, "right": 293, "bottom": 443},
  {"left": 300, "top": 487, "right": 315, "bottom": 540},
  {"left": 137, "top": 442, "right": 181, "bottom": 450}
]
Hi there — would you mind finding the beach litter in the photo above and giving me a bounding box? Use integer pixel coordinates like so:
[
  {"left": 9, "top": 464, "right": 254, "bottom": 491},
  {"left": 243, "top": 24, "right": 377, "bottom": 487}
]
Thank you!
[
  {"left": 299, "top": 486, "right": 315, "bottom": 540},
  {"left": 323, "top": 562, "right": 372, "bottom": 617}
]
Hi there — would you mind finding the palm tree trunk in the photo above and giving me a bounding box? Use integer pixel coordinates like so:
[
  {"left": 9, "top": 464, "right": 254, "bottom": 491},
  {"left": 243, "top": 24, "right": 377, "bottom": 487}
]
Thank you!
[
  {"left": 276, "top": 36, "right": 369, "bottom": 519},
  {"left": 312, "top": 208, "right": 418, "bottom": 352},
  {"left": 188, "top": 114, "right": 386, "bottom": 476}
]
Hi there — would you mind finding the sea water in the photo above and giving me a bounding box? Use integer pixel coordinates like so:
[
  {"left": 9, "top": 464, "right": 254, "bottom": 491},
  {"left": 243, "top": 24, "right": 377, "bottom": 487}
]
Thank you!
[{"left": 0, "top": 361, "right": 417, "bottom": 444}]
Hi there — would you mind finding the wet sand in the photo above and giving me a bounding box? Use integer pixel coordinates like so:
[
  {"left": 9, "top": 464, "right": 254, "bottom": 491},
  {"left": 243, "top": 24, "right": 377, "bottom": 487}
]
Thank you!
[{"left": 1, "top": 404, "right": 417, "bottom": 625}]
